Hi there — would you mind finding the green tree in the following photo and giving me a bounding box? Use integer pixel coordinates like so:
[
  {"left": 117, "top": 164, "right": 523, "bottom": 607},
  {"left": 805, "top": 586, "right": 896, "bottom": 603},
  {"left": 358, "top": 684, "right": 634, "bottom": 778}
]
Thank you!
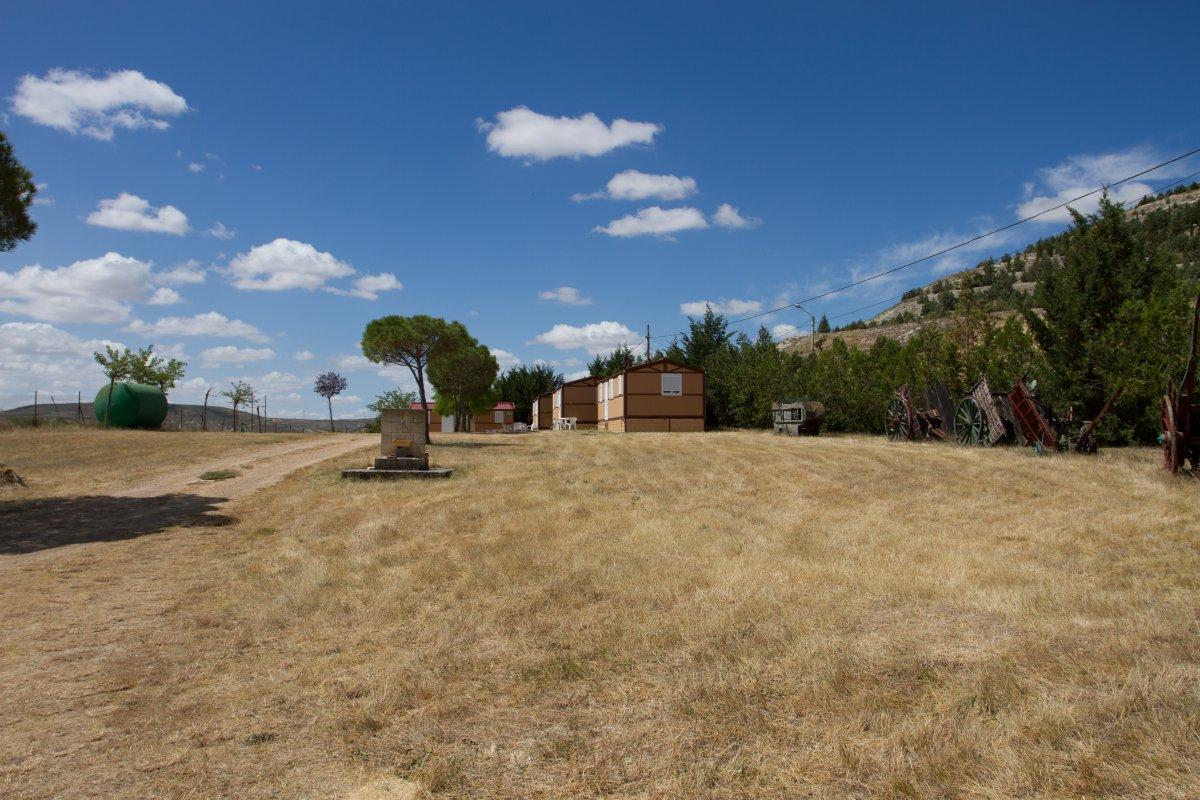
[
  {"left": 0, "top": 131, "right": 37, "bottom": 252},
  {"left": 367, "top": 389, "right": 418, "bottom": 415},
  {"left": 493, "top": 364, "right": 563, "bottom": 424},
  {"left": 313, "top": 371, "right": 349, "bottom": 432},
  {"left": 428, "top": 333, "right": 500, "bottom": 431},
  {"left": 1025, "top": 194, "right": 1184, "bottom": 436},
  {"left": 361, "top": 315, "right": 465, "bottom": 442},
  {"left": 126, "top": 345, "right": 187, "bottom": 397},
  {"left": 93, "top": 346, "right": 131, "bottom": 429},
  {"left": 221, "top": 380, "right": 255, "bottom": 431},
  {"left": 817, "top": 314, "right": 831, "bottom": 333}
]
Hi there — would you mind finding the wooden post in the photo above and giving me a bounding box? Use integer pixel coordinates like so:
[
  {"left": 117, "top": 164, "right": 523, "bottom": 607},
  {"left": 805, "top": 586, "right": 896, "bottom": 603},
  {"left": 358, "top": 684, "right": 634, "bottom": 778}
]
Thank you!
[
  {"left": 33, "top": 390, "right": 38, "bottom": 427},
  {"left": 202, "top": 387, "right": 212, "bottom": 431},
  {"left": 77, "top": 391, "right": 83, "bottom": 423},
  {"left": 179, "top": 405, "right": 184, "bottom": 430}
]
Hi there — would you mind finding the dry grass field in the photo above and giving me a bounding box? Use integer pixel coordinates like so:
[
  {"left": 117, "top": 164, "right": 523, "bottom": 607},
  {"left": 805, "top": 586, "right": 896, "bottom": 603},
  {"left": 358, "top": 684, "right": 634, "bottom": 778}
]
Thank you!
[
  {"left": 2, "top": 429, "right": 1200, "bottom": 799},
  {"left": 0, "top": 428, "right": 326, "bottom": 497}
]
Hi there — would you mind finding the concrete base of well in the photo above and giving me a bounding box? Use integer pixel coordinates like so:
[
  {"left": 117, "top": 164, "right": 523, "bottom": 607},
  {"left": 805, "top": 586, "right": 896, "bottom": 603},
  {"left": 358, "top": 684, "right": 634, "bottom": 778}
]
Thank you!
[{"left": 341, "top": 467, "right": 453, "bottom": 480}]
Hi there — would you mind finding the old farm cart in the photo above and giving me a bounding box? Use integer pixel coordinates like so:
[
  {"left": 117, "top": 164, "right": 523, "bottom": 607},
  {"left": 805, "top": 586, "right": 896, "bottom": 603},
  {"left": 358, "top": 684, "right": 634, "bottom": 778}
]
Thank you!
[
  {"left": 1163, "top": 294, "right": 1200, "bottom": 474},
  {"left": 886, "top": 384, "right": 953, "bottom": 441},
  {"left": 954, "top": 377, "right": 1013, "bottom": 446}
]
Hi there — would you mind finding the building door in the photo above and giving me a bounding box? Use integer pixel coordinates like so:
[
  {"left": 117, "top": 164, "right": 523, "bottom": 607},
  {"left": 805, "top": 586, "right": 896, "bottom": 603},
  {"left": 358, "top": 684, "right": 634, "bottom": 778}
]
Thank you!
[{"left": 441, "top": 414, "right": 455, "bottom": 432}]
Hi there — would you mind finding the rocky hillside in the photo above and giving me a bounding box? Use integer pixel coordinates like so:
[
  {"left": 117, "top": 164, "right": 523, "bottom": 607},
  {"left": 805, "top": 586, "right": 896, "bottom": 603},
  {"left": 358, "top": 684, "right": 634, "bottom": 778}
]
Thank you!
[{"left": 780, "top": 183, "right": 1200, "bottom": 352}]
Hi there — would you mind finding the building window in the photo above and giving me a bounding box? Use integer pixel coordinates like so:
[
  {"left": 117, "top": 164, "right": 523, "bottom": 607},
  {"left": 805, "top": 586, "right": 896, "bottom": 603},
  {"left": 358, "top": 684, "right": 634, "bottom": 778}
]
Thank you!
[
  {"left": 661, "top": 373, "right": 683, "bottom": 396},
  {"left": 494, "top": 409, "right": 504, "bottom": 424}
]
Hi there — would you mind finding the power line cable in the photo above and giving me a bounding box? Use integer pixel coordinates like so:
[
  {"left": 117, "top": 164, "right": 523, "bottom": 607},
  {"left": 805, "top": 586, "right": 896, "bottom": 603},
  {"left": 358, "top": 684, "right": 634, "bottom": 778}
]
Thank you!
[{"left": 653, "top": 145, "right": 1200, "bottom": 343}]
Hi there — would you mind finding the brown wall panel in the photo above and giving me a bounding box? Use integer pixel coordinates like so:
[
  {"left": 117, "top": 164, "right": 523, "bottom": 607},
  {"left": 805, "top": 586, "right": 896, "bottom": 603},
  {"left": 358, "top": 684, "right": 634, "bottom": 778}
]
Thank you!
[
  {"left": 625, "top": 370, "right": 704, "bottom": 395},
  {"left": 625, "top": 418, "right": 670, "bottom": 432},
  {"left": 626, "top": 395, "right": 704, "bottom": 417}
]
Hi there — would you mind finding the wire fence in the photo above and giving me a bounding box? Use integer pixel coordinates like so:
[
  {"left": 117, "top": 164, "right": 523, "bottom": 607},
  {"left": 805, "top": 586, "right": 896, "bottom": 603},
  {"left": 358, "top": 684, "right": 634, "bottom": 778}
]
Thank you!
[{"left": 0, "top": 392, "right": 372, "bottom": 433}]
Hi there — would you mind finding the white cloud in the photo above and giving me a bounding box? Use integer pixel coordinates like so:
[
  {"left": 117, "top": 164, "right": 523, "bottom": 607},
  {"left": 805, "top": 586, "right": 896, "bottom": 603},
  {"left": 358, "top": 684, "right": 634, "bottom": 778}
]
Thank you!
[
  {"left": 250, "top": 164, "right": 263, "bottom": 172},
  {"left": 32, "top": 183, "right": 53, "bottom": 206},
  {"left": 85, "top": 192, "right": 189, "bottom": 235},
  {"left": 0, "top": 252, "right": 154, "bottom": 323},
  {"left": 593, "top": 206, "right": 708, "bottom": 239},
  {"left": 530, "top": 321, "right": 639, "bottom": 355},
  {"left": 326, "top": 272, "right": 402, "bottom": 300},
  {"left": 155, "top": 260, "right": 206, "bottom": 286},
  {"left": 573, "top": 169, "right": 697, "bottom": 202},
  {"left": 538, "top": 286, "right": 593, "bottom": 306},
  {"left": 147, "top": 287, "right": 181, "bottom": 305},
  {"left": 12, "top": 68, "right": 187, "bottom": 140},
  {"left": 680, "top": 298, "right": 763, "bottom": 316},
  {"left": 205, "top": 222, "right": 236, "bottom": 240},
  {"left": 224, "top": 371, "right": 310, "bottom": 397},
  {"left": 0, "top": 322, "right": 123, "bottom": 394},
  {"left": 201, "top": 345, "right": 276, "bottom": 365},
  {"left": 712, "top": 203, "right": 761, "bottom": 229},
  {"left": 226, "top": 238, "right": 355, "bottom": 291},
  {"left": 478, "top": 106, "right": 661, "bottom": 161},
  {"left": 188, "top": 162, "right": 205, "bottom": 173},
  {"left": 334, "top": 353, "right": 374, "bottom": 371},
  {"left": 564, "top": 369, "right": 590, "bottom": 382},
  {"left": 1016, "top": 146, "right": 1191, "bottom": 223},
  {"left": 771, "top": 324, "right": 799, "bottom": 340},
  {"left": 125, "top": 311, "right": 269, "bottom": 342},
  {"left": 293, "top": 349, "right": 315, "bottom": 362},
  {"left": 490, "top": 348, "right": 521, "bottom": 371}
]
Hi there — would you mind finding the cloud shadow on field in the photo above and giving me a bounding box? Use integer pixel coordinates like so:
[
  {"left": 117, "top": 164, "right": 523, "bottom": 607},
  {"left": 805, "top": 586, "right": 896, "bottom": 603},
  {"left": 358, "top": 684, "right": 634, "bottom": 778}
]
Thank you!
[{"left": 0, "top": 493, "right": 233, "bottom": 554}]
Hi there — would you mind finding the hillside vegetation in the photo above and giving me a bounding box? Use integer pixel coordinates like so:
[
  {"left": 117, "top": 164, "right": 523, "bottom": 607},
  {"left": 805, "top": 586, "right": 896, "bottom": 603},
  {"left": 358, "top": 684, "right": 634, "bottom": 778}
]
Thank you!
[{"left": 721, "top": 190, "right": 1200, "bottom": 444}]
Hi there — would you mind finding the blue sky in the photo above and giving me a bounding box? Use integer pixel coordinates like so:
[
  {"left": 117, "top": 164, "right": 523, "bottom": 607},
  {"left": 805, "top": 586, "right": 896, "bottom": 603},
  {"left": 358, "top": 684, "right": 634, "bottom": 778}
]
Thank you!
[{"left": 2, "top": 1, "right": 1199, "bottom": 417}]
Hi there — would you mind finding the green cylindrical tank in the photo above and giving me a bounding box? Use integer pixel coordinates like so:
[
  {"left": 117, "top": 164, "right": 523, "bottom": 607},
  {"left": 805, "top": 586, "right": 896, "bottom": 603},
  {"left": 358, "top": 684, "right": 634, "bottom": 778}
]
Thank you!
[{"left": 94, "top": 382, "right": 169, "bottom": 429}]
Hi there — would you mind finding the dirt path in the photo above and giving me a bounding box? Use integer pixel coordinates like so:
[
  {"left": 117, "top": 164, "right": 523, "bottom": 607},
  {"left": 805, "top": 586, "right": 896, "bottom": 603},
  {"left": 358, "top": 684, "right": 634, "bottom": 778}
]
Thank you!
[{"left": 0, "top": 435, "right": 373, "bottom": 559}]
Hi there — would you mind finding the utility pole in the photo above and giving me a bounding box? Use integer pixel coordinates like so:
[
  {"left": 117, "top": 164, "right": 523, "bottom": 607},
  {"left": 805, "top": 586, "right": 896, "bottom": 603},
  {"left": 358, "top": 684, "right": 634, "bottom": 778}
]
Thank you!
[
  {"left": 77, "top": 391, "right": 83, "bottom": 423},
  {"left": 795, "top": 304, "right": 816, "bottom": 355},
  {"left": 645, "top": 324, "right": 651, "bottom": 361}
]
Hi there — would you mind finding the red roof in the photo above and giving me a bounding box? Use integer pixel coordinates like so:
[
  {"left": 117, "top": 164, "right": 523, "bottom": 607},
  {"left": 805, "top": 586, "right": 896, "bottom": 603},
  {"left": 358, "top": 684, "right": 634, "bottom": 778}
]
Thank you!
[{"left": 409, "top": 402, "right": 436, "bottom": 410}]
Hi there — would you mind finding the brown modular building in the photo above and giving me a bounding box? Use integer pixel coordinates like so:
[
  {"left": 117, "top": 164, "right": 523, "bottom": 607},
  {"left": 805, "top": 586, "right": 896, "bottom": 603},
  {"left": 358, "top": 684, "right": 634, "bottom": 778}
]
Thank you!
[
  {"left": 552, "top": 375, "right": 599, "bottom": 429},
  {"left": 411, "top": 401, "right": 515, "bottom": 433},
  {"left": 531, "top": 392, "right": 553, "bottom": 430},
  {"left": 596, "top": 358, "right": 705, "bottom": 432}
]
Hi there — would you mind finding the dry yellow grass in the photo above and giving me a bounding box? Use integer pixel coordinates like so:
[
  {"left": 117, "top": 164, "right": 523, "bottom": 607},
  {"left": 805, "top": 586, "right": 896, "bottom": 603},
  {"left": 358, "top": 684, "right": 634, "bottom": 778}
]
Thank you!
[
  {"left": 0, "top": 428, "right": 325, "bottom": 497},
  {"left": 2, "top": 429, "right": 1200, "bottom": 799}
]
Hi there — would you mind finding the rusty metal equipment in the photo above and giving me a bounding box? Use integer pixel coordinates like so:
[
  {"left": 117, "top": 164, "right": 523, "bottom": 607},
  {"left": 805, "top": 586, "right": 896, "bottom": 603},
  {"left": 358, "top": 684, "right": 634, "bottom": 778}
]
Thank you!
[
  {"left": 1006, "top": 375, "right": 1063, "bottom": 453},
  {"left": 886, "top": 384, "right": 952, "bottom": 441},
  {"left": 772, "top": 400, "right": 824, "bottom": 435},
  {"left": 1162, "top": 294, "right": 1200, "bottom": 474},
  {"left": 954, "top": 377, "right": 1014, "bottom": 446}
]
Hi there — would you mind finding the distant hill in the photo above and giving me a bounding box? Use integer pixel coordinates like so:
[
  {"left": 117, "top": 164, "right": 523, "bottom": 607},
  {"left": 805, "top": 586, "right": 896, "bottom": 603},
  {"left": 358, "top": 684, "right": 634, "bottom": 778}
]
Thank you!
[
  {"left": 780, "top": 183, "right": 1200, "bottom": 353},
  {"left": 0, "top": 401, "right": 372, "bottom": 432}
]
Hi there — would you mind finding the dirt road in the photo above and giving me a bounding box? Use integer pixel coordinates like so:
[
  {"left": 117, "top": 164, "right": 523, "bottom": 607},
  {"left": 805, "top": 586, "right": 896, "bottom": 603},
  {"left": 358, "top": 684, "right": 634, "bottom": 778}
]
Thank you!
[{"left": 0, "top": 434, "right": 373, "bottom": 558}]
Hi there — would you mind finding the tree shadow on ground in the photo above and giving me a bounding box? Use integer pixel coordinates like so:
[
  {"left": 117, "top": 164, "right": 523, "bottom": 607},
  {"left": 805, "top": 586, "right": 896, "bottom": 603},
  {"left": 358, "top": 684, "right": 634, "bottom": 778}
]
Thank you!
[{"left": 0, "top": 493, "right": 233, "bottom": 555}]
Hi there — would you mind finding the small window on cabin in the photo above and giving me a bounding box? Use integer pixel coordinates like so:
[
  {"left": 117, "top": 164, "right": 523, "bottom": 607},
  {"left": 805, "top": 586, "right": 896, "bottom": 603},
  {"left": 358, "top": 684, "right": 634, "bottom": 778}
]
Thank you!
[
  {"left": 494, "top": 409, "right": 504, "bottom": 423},
  {"left": 608, "top": 381, "right": 614, "bottom": 400},
  {"left": 661, "top": 373, "right": 683, "bottom": 396},
  {"left": 617, "top": 375, "right": 624, "bottom": 396}
]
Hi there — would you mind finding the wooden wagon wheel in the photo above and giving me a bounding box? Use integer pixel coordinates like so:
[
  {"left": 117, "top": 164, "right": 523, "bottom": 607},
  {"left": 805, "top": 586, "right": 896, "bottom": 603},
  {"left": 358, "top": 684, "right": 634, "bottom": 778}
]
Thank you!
[
  {"left": 885, "top": 397, "right": 910, "bottom": 441},
  {"left": 1162, "top": 394, "right": 1180, "bottom": 473},
  {"left": 954, "top": 396, "right": 986, "bottom": 446}
]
